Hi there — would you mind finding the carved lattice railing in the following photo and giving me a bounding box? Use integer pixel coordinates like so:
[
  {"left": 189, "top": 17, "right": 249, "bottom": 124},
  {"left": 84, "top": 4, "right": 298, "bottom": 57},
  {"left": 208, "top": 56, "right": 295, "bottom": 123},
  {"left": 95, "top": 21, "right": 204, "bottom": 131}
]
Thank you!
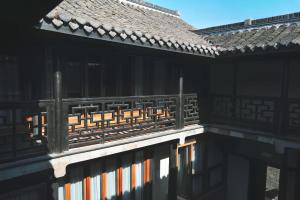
[
  {"left": 210, "top": 94, "right": 280, "bottom": 132},
  {"left": 0, "top": 100, "right": 54, "bottom": 163},
  {"left": 63, "top": 94, "right": 199, "bottom": 148},
  {"left": 287, "top": 99, "right": 300, "bottom": 134}
]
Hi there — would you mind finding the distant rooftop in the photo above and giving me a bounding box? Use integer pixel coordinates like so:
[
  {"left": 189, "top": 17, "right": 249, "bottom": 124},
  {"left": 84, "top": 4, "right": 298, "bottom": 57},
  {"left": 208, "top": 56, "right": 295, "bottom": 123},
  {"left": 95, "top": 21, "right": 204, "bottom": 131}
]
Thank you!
[
  {"left": 125, "top": 0, "right": 179, "bottom": 17},
  {"left": 198, "top": 11, "right": 300, "bottom": 34}
]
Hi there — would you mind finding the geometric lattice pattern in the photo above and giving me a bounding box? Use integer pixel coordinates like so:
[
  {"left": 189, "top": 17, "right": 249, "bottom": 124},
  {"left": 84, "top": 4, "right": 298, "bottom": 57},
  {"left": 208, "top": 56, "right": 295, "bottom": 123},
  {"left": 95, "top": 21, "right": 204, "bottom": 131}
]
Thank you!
[
  {"left": 184, "top": 94, "right": 199, "bottom": 125},
  {"left": 236, "top": 97, "right": 275, "bottom": 124},
  {"left": 211, "top": 95, "right": 234, "bottom": 121},
  {"left": 64, "top": 94, "right": 199, "bottom": 148},
  {"left": 0, "top": 101, "right": 51, "bottom": 163},
  {"left": 65, "top": 95, "right": 176, "bottom": 147},
  {"left": 211, "top": 94, "right": 277, "bottom": 131},
  {"left": 288, "top": 100, "right": 300, "bottom": 132}
]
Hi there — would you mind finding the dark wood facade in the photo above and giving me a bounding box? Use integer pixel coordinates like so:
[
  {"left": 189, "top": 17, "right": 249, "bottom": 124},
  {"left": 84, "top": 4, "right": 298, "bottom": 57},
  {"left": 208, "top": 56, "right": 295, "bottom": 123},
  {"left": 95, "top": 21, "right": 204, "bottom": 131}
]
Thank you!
[
  {"left": 209, "top": 52, "right": 300, "bottom": 139},
  {"left": 0, "top": 28, "right": 206, "bottom": 162},
  {"left": 1, "top": 6, "right": 300, "bottom": 200}
]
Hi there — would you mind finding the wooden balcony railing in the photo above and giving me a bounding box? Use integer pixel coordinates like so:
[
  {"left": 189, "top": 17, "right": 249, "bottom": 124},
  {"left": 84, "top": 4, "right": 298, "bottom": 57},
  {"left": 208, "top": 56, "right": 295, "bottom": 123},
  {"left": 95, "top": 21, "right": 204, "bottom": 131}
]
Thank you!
[
  {"left": 210, "top": 94, "right": 300, "bottom": 135},
  {"left": 63, "top": 94, "right": 199, "bottom": 148},
  {"left": 0, "top": 100, "right": 54, "bottom": 163},
  {"left": 287, "top": 98, "right": 300, "bottom": 134},
  {"left": 0, "top": 94, "right": 199, "bottom": 162}
]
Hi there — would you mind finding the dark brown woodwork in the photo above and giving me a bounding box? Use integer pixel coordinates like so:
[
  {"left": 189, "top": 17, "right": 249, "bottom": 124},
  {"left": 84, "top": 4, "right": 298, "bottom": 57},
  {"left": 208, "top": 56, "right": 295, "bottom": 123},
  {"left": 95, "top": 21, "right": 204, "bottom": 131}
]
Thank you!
[
  {"left": 168, "top": 143, "right": 178, "bottom": 200},
  {"left": 278, "top": 59, "right": 290, "bottom": 135},
  {"left": 248, "top": 160, "right": 267, "bottom": 200}
]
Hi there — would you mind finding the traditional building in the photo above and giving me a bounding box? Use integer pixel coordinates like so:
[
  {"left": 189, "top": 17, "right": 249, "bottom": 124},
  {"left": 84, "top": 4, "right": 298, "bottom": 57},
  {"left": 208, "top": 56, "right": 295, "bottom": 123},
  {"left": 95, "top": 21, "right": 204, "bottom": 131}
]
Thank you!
[{"left": 0, "top": 1, "right": 299, "bottom": 200}]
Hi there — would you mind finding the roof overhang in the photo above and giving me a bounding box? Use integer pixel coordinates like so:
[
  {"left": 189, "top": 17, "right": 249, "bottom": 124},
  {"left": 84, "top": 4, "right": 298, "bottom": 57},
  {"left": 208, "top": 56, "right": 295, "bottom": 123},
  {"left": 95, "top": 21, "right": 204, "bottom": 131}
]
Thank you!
[{"left": 37, "top": 20, "right": 217, "bottom": 58}]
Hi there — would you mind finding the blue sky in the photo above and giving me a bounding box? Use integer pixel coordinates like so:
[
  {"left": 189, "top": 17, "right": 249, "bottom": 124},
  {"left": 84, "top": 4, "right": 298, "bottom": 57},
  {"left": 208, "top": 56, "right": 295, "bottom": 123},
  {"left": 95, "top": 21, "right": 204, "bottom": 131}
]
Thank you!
[{"left": 148, "top": 0, "right": 300, "bottom": 28}]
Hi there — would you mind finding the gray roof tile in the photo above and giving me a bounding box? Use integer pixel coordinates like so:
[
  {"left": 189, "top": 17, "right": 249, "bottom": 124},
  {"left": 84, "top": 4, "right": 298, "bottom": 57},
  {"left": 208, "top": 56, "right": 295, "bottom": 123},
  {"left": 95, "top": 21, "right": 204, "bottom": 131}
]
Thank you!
[
  {"left": 84, "top": 25, "right": 93, "bottom": 33},
  {"left": 40, "top": 0, "right": 214, "bottom": 56},
  {"left": 199, "top": 12, "right": 300, "bottom": 55},
  {"left": 52, "top": 19, "right": 63, "bottom": 28},
  {"left": 97, "top": 28, "right": 106, "bottom": 36}
]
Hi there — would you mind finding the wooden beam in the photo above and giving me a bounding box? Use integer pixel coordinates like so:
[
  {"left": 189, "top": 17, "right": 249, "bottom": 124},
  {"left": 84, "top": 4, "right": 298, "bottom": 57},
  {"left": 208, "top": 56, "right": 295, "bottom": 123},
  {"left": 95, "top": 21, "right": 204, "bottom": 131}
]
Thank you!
[{"left": 169, "top": 143, "right": 178, "bottom": 200}]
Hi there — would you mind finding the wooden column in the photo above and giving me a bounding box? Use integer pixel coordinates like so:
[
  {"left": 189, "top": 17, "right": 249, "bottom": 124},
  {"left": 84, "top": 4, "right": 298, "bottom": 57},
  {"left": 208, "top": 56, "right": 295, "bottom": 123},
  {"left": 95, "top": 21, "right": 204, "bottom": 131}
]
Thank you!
[
  {"left": 131, "top": 159, "right": 136, "bottom": 200},
  {"left": 116, "top": 158, "right": 123, "bottom": 200},
  {"left": 64, "top": 182, "right": 71, "bottom": 200},
  {"left": 51, "top": 179, "right": 60, "bottom": 200},
  {"left": 168, "top": 143, "right": 178, "bottom": 200},
  {"left": 143, "top": 149, "right": 152, "bottom": 200},
  {"left": 53, "top": 71, "right": 68, "bottom": 153},
  {"left": 177, "top": 68, "right": 184, "bottom": 129},
  {"left": 296, "top": 154, "right": 300, "bottom": 200},
  {"left": 247, "top": 160, "right": 267, "bottom": 200},
  {"left": 101, "top": 171, "right": 107, "bottom": 200},
  {"left": 84, "top": 176, "right": 91, "bottom": 200},
  {"left": 279, "top": 151, "right": 288, "bottom": 200}
]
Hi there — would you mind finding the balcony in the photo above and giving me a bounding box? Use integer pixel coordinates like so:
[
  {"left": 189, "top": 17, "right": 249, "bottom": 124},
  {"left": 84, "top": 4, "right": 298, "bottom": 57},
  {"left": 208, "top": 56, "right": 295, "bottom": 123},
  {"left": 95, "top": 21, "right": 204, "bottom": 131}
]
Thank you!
[
  {"left": 210, "top": 94, "right": 300, "bottom": 136},
  {"left": 0, "top": 94, "right": 199, "bottom": 163}
]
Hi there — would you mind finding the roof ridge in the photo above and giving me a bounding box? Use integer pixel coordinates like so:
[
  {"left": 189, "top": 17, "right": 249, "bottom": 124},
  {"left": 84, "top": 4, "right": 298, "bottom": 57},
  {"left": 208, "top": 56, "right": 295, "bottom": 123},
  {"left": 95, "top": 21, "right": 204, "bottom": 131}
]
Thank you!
[
  {"left": 198, "top": 11, "right": 300, "bottom": 34},
  {"left": 119, "top": 0, "right": 180, "bottom": 17}
]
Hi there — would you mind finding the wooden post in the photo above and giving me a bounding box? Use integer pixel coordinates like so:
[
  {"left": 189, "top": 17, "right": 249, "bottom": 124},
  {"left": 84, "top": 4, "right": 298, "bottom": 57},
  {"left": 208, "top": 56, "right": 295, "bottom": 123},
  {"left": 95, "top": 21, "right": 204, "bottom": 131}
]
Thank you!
[
  {"left": 168, "top": 143, "right": 178, "bottom": 200},
  {"left": 279, "top": 150, "right": 288, "bottom": 200},
  {"left": 296, "top": 154, "right": 300, "bottom": 200},
  {"left": 143, "top": 149, "right": 153, "bottom": 200},
  {"left": 54, "top": 71, "right": 67, "bottom": 152},
  {"left": 177, "top": 68, "right": 184, "bottom": 129}
]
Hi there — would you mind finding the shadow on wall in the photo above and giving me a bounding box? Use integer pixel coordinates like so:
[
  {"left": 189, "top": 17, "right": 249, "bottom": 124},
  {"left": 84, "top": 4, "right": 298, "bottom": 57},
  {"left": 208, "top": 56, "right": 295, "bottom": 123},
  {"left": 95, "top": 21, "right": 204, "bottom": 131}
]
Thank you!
[{"left": 0, "top": 165, "right": 56, "bottom": 200}]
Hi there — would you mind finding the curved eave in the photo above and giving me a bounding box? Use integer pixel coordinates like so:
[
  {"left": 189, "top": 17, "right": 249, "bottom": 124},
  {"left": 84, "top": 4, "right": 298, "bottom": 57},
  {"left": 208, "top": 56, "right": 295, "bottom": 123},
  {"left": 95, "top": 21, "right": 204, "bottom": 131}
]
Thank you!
[
  {"left": 37, "top": 19, "right": 217, "bottom": 58},
  {"left": 217, "top": 42, "right": 300, "bottom": 57}
]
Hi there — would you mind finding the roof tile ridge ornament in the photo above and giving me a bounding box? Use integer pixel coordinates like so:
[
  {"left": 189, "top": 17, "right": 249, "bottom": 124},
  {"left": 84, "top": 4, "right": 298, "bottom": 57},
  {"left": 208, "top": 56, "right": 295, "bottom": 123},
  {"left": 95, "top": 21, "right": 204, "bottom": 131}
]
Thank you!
[{"left": 117, "top": 0, "right": 180, "bottom": 18}]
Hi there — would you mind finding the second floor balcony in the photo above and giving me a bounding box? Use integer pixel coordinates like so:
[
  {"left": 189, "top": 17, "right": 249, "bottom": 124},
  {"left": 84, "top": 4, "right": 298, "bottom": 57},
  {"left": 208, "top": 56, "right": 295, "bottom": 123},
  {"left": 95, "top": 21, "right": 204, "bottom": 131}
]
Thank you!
[
  {"left": 210, "top": 94, "right": 300, "bottom": 136},
  {"left": 0, "top": 93, "right": 199, "bottom": 163}
]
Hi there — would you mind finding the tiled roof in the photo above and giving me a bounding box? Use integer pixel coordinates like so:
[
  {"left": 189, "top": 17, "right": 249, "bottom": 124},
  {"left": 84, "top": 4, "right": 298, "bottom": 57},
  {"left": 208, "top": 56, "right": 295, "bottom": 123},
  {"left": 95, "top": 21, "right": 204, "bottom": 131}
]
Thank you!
[
  {"left": 38, "top": 0, "right": 218, "bottom": 57},
  {"left": 198, "top": 12, "right": 300, "bottom": 55}
]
